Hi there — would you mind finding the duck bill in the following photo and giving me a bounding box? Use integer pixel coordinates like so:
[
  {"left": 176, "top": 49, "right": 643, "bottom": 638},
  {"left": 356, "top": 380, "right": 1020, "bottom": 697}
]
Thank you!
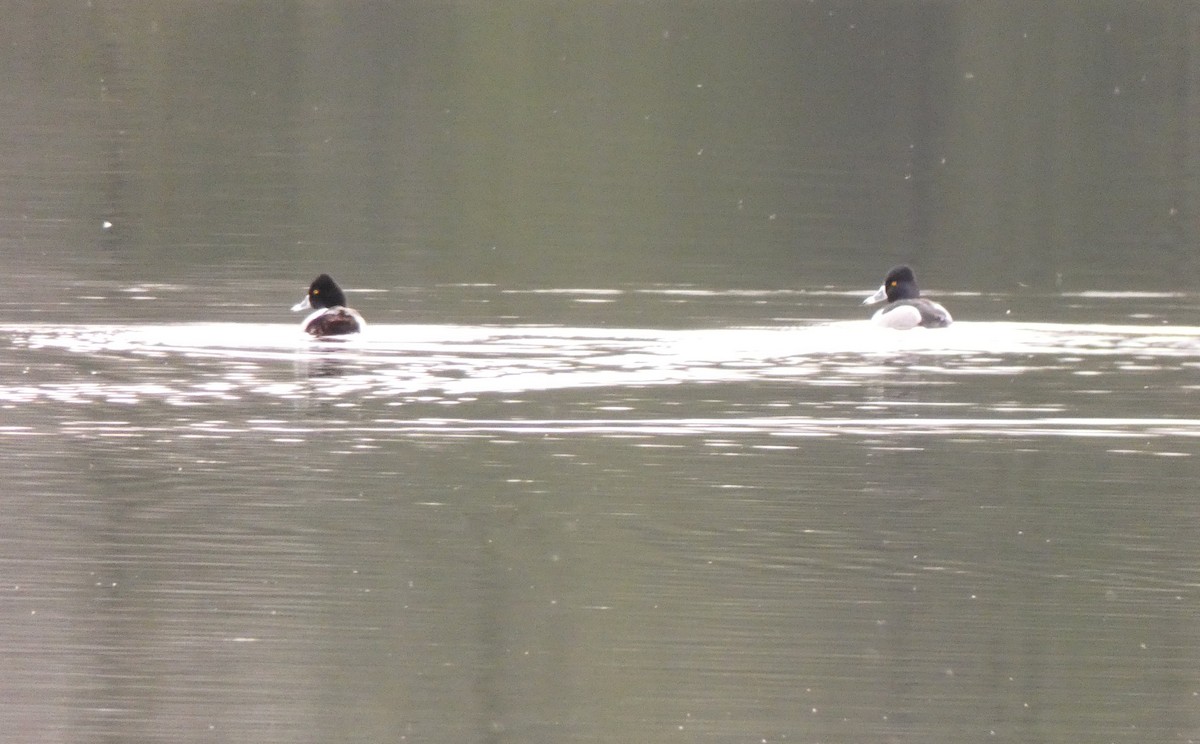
[
  {"left": 291, "top": 296, "right": 313, "bottom": 312},
  {"left": 862, "top": 285, "right": 888, "bottom": 305}
]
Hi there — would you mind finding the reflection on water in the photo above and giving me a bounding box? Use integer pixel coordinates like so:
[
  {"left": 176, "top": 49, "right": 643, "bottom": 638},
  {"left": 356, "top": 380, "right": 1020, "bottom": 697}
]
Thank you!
[
  {"left": 7, "top": 318, "right": 1199, "bottom": 403},
  {"left": 3, "top": 300, "right": 1200, "bottom": 743},
  {"left": 5, "top": 319, "right": 1199, "bottom": 453},
  {"left": 5, "top": 0, "right": 1200, "bottom": 736}
]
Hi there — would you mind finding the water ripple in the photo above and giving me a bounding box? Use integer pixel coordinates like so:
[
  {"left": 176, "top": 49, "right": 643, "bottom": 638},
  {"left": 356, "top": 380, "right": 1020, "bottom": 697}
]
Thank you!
[{"left": 3, "top": 322, "right": 1199, "bottom": 406}]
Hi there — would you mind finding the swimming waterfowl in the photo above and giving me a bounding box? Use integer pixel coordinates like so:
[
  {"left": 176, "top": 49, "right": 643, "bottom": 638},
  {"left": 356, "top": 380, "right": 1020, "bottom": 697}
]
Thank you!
[
  {"left": 292, "top": 274, "right": 365, "bottom": 337},
  {"left": 862, "top": 265, "right": 952, "bottom": 329}
]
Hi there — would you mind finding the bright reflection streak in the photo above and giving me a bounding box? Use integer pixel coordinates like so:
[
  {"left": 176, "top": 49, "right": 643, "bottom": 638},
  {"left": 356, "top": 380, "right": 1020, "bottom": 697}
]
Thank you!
[{"left": 2, "top": 321, "right": 1199, "bottom": 415}]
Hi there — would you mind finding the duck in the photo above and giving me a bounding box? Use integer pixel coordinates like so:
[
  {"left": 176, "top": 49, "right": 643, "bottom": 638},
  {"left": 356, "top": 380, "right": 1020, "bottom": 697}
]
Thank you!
[
  {"left": 291, "top": 274, "right": 365, "bottom": 337},
  {"left": 862, "top": 265, "right": 952, "bottom": 329}
]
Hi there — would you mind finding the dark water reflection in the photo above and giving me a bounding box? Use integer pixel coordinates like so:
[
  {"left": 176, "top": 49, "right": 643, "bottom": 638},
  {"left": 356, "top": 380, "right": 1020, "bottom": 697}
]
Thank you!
[{"left": 2, "top": 284, "right": 1199, "bottom": 743}]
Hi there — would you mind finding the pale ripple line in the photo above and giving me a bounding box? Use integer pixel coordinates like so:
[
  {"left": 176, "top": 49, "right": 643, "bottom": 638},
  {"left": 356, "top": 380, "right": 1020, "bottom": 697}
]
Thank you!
[
  {"left": 4, "top": 321, "right": 1199, "bottom": 402},
  {"left": 7, "top": 321, "right": 1200, "bottom": 359},
  {"left": 232, "top": 416, "right": 1200, "bottom": 440}
]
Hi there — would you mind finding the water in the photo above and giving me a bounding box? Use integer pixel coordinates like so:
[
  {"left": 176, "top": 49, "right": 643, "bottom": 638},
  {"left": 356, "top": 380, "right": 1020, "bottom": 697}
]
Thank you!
[
  {"left": 3, "top": 281, "right": 1199, "bottom": 743},
  {"left": 4, "top": 1, "right": 1200, "bottom": 741}
]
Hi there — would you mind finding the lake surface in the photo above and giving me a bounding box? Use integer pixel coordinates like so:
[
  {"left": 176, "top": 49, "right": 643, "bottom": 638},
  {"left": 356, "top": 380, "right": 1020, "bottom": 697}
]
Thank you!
[
  {"left": 3, "top": 2, "right": 1200, "bottom": 742},
  {"left": 3, "top": 283, "right": 1199, "bottom": 743}
]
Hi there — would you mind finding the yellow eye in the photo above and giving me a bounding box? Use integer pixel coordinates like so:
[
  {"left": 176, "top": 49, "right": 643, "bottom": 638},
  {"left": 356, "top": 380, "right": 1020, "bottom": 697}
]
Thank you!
[
  {"left": 889, "top": 280, "right": 897, "bottom": 287},
  {"left": 313, "top": 289, "right": 320, "bottom": 295}
]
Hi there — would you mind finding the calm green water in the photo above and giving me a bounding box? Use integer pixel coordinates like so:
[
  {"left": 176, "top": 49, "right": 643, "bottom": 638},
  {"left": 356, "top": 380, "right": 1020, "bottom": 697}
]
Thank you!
[{"left": 2, "top": 3, "right": 1200, "bottom": 743}]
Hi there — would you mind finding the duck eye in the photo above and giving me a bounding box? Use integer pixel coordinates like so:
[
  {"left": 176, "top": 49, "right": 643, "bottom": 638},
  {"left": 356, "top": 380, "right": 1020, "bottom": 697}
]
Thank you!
[
  {"left": 889, "top": 280, "right": 897, "bottom": 287},
  {"left": 313, "top": 289, "right": 320, "bottom": 295}
]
